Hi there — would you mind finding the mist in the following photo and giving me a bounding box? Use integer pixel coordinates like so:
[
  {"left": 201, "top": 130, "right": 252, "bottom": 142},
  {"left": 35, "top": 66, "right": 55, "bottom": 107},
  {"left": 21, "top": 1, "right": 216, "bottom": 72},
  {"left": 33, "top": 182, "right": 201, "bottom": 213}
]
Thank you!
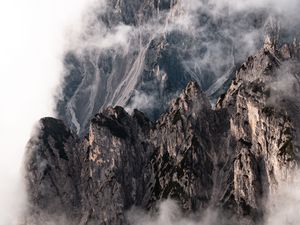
[
  {"left": 265, "top": 171, "right": 300, "bottom": 225},
  {"left": 1, "top": 0, "right": 300, "bottom": 224},
  {"left": 127, "top": 200, "right": 221, "bottom": 225},
  {"left": 0, "top": 0, "right": 98, "bottom": 224},
  {"left": 56, "top": 0, "right": 300, "bottom": 136}
]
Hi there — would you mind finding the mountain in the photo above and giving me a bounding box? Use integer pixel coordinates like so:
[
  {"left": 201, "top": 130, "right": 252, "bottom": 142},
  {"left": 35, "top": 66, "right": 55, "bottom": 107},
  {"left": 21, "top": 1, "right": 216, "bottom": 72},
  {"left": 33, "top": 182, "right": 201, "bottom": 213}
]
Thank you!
[
  {"left": 56, "top": 0, "right": 273, "bottom": 136},
  {"left": 23, "top": 35, "right": 300, "bottom": 224}
]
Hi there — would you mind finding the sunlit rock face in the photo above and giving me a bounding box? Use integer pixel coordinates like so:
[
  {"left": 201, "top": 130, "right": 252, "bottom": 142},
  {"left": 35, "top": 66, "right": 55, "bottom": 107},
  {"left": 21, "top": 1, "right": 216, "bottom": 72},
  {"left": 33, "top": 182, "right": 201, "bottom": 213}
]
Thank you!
[{"left": 25, "top": 36, "right": 300, "bottom": 224}]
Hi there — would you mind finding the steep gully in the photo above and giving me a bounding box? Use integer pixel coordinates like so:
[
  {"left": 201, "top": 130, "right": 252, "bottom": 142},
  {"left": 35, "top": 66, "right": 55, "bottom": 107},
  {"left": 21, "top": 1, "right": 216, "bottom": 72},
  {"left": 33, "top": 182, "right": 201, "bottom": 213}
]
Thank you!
[{"left": 57, "top": 0, "right": 268, "bottom": 136}]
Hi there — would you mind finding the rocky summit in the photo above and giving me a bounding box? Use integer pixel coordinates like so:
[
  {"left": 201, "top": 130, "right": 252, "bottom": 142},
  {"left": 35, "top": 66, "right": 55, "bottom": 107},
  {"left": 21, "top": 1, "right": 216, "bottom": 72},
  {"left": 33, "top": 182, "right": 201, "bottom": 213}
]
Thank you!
[{"left": 23, "top": 36, "right": 300, "bottom": 225}]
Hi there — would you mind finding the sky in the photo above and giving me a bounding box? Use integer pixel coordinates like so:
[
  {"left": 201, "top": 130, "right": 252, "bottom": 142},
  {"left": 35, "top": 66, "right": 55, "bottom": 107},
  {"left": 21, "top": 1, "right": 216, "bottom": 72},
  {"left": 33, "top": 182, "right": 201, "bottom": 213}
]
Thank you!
[{"left": 0, "top": 0, "right": 96, "bottom": 223}]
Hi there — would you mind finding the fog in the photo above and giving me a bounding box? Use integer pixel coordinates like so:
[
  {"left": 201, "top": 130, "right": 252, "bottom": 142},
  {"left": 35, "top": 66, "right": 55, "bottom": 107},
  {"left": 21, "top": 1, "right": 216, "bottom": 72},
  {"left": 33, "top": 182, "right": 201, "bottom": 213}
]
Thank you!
[
  {"left": 57, "top": 0, "right": 300, "bottom": 136},
  {"left": 127, "top": 200, "right": 221, "bottom": 225},
  {"left": 1, "top": 0, "right": 300, "bottom": 224},
  {"left": 0, "top": 0, "right": 98, "bottom": 224},
  {"left": 265, "top": 171, "right": 300, "bottom": 225}
]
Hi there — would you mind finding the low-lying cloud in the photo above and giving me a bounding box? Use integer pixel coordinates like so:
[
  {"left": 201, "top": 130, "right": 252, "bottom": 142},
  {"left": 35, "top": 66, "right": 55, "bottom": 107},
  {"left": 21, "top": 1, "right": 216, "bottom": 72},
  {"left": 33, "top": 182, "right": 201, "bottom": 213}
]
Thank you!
[
  {"left": 57, "top": 0, "right": 300, "bottom": 134},
  {"left": 127, "top": 200, "right": 221, "bottom": 225},
  {"left": 265, "top": 170, "right": 300, "bottom": 225},
  {"left": 0, "top": 0, "right": 100, "bottom": 224},
  {"left": 2, "top": 0, "right": 300, "bottom": 224}
]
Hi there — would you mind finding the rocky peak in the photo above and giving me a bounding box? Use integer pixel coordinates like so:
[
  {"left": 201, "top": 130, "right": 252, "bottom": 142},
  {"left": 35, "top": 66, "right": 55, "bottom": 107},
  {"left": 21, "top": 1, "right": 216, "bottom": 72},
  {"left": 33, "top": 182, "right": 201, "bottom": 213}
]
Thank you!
[
  {"left": 264, "top": 17, "right": 280, "bottom": 52},
  {"left": 24, "top": 118, "right": 81, "bottom": 225},
  {"left": 159, "top": 81, "right": 212, "bottom": 126},
  {"left": 25, "top": 41, "right": 300, "bottom": 225},
  {"left": 172, "top": 81, "right": 211, "bottom": 110},
  {"left": 263, "top": 16, "right": 300, "bottom": 60}
]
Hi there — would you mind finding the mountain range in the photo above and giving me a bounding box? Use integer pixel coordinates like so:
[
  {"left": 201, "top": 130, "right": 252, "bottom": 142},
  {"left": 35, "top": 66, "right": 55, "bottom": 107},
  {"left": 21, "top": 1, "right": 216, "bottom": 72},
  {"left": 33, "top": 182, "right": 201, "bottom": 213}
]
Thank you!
[{"left": 22, "top": 1, "right": 300, "bottom": 225}]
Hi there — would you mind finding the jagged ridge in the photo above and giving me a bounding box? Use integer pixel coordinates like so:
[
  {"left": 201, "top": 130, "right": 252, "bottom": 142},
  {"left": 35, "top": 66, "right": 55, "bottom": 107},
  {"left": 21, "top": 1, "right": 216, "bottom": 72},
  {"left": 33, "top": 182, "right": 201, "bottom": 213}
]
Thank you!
[{"left": 24, "top": 42, "right": 300, "bottom": 225}]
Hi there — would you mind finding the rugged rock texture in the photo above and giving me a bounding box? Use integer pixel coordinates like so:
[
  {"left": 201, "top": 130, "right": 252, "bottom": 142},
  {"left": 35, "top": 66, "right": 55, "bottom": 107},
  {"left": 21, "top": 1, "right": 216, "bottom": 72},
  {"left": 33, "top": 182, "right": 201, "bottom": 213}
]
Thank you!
[
  {"left": 25, "top": 40, "right": 300, "bottom": 225},
  {"left": 57, "top": 0, "right": 269, "bottom": 135},
  {"left": 24, "top": 118, "right": 81, "bottom": 225}
]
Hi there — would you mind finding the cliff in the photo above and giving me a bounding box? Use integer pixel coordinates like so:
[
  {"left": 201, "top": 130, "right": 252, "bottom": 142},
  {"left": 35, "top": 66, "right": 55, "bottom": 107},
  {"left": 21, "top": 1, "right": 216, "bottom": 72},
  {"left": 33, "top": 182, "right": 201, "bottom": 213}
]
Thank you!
[
  {"left": 57, "top": 0, "right": 269, "bottom": 136},
  {"left": 24, "top": 40, "right": 300, "bottom": 225}
]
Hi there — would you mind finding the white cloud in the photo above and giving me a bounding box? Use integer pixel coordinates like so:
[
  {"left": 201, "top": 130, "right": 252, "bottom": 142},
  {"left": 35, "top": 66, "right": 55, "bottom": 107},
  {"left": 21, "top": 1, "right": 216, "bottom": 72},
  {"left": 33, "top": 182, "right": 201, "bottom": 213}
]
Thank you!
[
  {"left": 1, "top": 0, "right": 300, "bottom": 224},
  {"left": 127, "top": 200, "right": 220, "bottom": 225},
  {"left": 265, "top": 171, "right": 300, "bottom": 225},
  {"left": 0, "top": 0, "right": 98, "bottom": 223},
  {"left": 125, "top": 90, "right": 156, "bottom": 114}
]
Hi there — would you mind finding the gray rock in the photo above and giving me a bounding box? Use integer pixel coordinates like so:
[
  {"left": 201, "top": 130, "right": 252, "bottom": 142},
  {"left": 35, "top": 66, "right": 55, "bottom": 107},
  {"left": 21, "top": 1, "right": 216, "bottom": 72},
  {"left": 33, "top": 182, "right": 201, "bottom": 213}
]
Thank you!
[
  {"left": 57, "top": 0, "right": 271, "bottom": 136},
  {"left": 24, "top": 41, "right": 300, "bottom": 225}
]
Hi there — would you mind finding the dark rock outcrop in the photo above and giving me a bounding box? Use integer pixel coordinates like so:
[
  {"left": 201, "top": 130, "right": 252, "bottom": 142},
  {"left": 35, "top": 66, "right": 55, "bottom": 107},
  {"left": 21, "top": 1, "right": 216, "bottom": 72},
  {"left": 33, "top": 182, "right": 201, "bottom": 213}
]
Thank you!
[
  {"left": 24, "top": 118, "right": 81, "bottom": 224},
  {"left": 24, "top": 41, "right": 300, "bottom": 225}
]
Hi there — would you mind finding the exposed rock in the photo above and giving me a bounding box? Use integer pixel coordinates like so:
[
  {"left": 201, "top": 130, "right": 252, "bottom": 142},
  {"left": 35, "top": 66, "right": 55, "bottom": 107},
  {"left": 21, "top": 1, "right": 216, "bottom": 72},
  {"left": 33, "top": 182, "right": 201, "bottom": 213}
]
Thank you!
[
  {"left": 24, "top": 118, "right": 81, "bottom": 224},
  {"left": 24, "top": 41, "right": 300, "bottom": 225},
  {"left": 57, "top": 0, "right": 271, "bottom": 136}
]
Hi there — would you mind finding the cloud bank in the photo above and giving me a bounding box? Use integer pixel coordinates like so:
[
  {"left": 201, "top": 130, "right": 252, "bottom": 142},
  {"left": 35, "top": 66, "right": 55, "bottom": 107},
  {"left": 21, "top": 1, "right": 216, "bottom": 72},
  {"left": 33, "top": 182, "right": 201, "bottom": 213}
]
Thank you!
[
  {"left": 0, "top": 0, "right": 99, "bottom": 224},
  {"left": 56, "top": 0, "right": 300, "bottom": 136},
  {"left": 265, "top": 172, "right": 300, "bottom": 225},
  {"left": 127, "top": 200, "right": 221, "bottom": 225},
  {"left": 1, "top": 0, "right": 300, "bottom": 224}
]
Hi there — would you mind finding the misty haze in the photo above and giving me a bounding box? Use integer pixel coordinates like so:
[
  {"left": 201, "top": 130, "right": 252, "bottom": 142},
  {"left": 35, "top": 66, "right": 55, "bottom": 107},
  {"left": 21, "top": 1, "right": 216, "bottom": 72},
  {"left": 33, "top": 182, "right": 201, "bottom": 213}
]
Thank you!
[{"left": 1, "top": 0, "right": 300, "bottom": 225}]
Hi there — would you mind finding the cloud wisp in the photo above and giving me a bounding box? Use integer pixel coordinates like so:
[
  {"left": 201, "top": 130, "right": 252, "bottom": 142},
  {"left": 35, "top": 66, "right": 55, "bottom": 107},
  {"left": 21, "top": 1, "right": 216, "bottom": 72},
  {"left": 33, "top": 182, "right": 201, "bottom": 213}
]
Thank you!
[
  {"left": 127, "top": 200, "right": 221, "bottom": 225},
  {"left": 57, "top": 0, "right": 300, "bottom": 136},
  {"left": 1, "top": 0, "right": 300, "bottom": 224}
]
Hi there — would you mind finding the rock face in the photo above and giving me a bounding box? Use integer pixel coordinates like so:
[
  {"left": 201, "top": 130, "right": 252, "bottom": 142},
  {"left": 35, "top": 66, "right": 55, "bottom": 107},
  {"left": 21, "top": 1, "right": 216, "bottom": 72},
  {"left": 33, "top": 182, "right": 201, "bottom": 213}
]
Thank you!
[
  {"left": 57, "top": 0, "right": 271, "bottom": 136},
  {"left": 25, "top": 118, "right": 81, "bottom": 224},
  {"left": 25, "top": 40, "right": 300, "bottom": 224}
]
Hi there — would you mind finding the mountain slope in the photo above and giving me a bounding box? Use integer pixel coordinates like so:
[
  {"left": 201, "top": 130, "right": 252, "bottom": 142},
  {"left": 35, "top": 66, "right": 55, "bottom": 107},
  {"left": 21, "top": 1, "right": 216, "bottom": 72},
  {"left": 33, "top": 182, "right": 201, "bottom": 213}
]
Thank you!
[
  {"left": 24, "top": 40, "right": 300, "bottom": 225},
  {"left": 56, "top": 0, "right": 274, "bottom": 136}
]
